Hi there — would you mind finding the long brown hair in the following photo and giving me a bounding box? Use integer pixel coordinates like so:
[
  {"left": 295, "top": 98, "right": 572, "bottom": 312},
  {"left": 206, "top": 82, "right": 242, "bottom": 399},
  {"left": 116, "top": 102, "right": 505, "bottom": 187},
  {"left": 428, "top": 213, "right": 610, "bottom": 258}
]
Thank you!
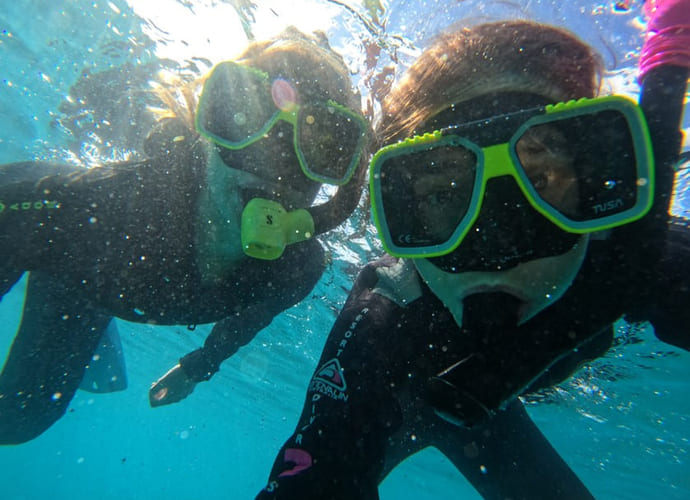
[{"left": 378, "top": 21, "right": 604, "bottom": 142}]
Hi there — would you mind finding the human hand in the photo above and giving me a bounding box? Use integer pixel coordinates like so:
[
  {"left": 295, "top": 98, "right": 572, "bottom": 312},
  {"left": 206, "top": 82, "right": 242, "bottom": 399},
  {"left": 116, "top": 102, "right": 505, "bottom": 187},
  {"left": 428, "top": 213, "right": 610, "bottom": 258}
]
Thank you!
[{"left": 149, "top": 363, "right": 197, "bottom": 407}]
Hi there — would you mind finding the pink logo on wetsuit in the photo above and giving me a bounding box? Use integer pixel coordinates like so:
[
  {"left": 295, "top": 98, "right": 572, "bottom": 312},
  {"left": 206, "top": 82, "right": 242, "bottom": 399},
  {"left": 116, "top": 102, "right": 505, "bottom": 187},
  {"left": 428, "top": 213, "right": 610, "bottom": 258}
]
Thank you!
[{"left": 278, "top": 448, "right": 313, "bottom": 477}]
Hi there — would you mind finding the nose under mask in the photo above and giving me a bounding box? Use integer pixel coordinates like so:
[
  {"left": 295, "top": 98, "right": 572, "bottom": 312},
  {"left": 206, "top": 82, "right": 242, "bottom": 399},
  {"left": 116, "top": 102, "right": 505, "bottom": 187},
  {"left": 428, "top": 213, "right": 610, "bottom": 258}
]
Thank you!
[{"left": 428, "top": 177, "right": 580, "bottom": 273}]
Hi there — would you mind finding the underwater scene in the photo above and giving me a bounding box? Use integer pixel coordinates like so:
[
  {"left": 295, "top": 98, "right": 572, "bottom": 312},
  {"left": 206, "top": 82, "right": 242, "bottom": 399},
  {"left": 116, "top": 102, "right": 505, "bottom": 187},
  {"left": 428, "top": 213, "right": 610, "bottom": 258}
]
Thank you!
[{"left": 0, "top": 0, "right": 688, "bottom": 499}]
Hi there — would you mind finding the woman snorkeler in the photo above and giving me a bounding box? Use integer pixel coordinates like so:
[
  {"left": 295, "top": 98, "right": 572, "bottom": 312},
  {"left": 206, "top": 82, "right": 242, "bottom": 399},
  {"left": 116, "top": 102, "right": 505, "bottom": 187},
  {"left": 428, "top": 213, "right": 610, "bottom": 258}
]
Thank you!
[
  {"left": 257, "top": 2, "right": 690, "bottom": 498},
  {"left": 0, "top": 27, "right": 369, "bottom": 444}
]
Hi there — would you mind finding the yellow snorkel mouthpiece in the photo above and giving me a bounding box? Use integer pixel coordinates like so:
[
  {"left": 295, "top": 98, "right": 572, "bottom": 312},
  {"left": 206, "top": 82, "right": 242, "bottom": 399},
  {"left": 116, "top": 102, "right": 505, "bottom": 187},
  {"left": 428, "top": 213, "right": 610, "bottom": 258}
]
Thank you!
[{"left": 241, "top": 198, "right": 315, "bottom": 260}]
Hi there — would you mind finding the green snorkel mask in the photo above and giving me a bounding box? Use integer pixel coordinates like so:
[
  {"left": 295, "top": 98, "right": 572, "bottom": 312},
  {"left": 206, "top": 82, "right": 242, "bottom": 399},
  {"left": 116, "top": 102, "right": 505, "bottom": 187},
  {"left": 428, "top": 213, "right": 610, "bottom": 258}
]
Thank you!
[
  {"left": 195, "top": 61, "right": 368, "bottom": 260},
  {"left": 370, "top": 95, "right": 655, "bottom": 260}
]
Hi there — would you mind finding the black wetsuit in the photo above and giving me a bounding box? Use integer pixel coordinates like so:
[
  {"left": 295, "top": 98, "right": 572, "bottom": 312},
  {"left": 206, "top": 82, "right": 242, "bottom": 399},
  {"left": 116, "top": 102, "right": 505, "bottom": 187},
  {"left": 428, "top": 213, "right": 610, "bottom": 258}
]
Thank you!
[
  {"left": 255, "top": 219, "right": 690, "bottom": 500},
  {"left": 255, "top": 67, "right": 690, "bottom": 499},
  {"left": 0, "top": 129, "right": 324, "bottom": 444}
]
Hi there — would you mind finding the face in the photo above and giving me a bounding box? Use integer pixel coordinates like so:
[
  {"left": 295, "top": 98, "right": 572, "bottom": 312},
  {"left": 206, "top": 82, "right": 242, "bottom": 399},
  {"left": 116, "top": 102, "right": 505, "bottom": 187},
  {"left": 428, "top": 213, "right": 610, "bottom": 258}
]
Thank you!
[
  {"left": 417, "top": 94, "right": 585, "bottom": 273},
  {"left": 412, "top": 92, "right": 590, "bottom": 325},
  {"left": 515, "top": 124, "right": 579, "bottom": 218},
  {"left": 201, "top": 57, "right": 359, "bottom": 213},
  {"left": 407, "top": 146, "right": 476, "bottom": 244},
  {"left": 216, "top": 120, "right": 320, "bottom": 211}
]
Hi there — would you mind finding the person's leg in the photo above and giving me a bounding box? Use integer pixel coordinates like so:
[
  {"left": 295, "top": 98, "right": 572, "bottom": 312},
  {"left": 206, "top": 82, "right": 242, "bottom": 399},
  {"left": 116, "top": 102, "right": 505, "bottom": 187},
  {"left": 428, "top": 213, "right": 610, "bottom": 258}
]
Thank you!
[{"left": 0, "top": 272, "right": 111, "bottom": 444}]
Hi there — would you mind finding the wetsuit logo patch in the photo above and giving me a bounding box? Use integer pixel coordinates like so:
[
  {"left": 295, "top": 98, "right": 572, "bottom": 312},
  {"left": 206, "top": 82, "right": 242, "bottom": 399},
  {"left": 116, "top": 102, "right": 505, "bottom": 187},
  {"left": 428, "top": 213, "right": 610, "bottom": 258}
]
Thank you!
[{"left": 309, "top": 358, "right": 348, "bottom": 401}]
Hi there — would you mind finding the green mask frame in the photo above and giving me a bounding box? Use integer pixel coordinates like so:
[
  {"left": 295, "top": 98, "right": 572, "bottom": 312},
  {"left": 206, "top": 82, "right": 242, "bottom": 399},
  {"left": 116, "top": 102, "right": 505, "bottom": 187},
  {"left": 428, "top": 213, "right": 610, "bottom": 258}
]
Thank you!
[
  {"left": 196, "top": 61, "right": 367, "bottom": 186},
  {"left": 369, "top": 95, "right": 655, "bottom": 258}
]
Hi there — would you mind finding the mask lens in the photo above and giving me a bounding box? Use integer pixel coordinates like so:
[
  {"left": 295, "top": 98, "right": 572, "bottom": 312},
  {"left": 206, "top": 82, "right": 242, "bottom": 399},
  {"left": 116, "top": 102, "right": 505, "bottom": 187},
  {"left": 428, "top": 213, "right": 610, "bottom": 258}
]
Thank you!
[
  {"left": 196, "top": 62, "right": 276, "bottom": 145},
  {"left": 378, "top": 143, "right": 478, "bottom": 250},
  {"left": 514, "top": 109, "right": 642, "bottom": 223},
  {"left": 297, "top": 102, "right": 364, "bottom": 185}
]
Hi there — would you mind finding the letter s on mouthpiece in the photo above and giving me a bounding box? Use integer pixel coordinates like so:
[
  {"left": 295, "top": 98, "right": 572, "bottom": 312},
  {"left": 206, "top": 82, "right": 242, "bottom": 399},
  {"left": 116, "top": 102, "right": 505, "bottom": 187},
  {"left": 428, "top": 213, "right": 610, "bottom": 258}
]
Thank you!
[{"left": 241, "top": 198, "right": 315, "bottom": 260}]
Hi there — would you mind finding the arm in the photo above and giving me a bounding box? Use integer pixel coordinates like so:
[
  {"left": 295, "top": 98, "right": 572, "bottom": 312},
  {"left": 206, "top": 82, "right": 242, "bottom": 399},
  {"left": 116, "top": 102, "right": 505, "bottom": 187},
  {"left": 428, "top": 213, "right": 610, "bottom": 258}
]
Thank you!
[
  {"left": 0, "top": 161, "right": 93, "bottom": 297},
  {"left": 630, "top": 0, "right": 690, "bottom": 235},
  {"left": 432, "top": 400, "right": 594, "bottom": 500},
  {"left": 149, "top": 239, "right": 326, "bottom": 406},
  {"left": 634, "top": 216, "right": 690, "bottom": 350},
  {"left": 256, "top": 263, "right": 400, "bottom": 500},
  {"left": 629, "top": 0, "right": 690, "bottom": 350},
  {"left": 0, "top": 162, "right": 73, "bottom": 272}
]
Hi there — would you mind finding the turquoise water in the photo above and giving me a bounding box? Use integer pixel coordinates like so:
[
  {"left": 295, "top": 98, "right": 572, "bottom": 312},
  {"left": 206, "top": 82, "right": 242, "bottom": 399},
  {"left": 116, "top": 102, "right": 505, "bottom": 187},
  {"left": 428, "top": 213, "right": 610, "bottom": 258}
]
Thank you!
[{"left": 1, "top": 1, "right": 688, "bottom": 499}]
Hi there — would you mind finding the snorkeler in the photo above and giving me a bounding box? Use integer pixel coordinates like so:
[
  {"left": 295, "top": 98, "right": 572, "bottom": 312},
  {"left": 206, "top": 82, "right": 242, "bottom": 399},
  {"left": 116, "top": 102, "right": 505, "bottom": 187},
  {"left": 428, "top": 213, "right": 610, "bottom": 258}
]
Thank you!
[
  {"left": 256, "top": 2, "right": 690, "bottom": 498},
  {"left": 0, "top": 27, "right": 368, "bottom": 445}
]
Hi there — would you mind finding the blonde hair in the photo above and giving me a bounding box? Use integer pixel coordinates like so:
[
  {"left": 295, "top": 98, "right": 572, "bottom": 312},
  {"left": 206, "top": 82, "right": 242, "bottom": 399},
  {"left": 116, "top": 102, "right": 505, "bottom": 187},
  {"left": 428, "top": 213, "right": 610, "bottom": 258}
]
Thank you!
[
  {"left": 378, "top": 21, "right": 604, "bottom": 142},
  {"left": 152, "top": 27, "right": 357, "bottom": 134}
]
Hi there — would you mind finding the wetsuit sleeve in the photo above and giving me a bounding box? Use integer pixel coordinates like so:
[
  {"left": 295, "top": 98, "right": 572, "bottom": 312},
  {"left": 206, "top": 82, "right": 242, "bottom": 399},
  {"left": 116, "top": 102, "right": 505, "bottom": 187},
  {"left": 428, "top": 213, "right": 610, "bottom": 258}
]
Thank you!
[
  {"left": 631, "top": 61, "right": 690, "bottom": 350},
  {"left": 0, "top": 160, "right": 138, "bottom": 275},
  {"left": 424, "top": 400, "right": 594, "bottom": 500},
  {"left": 256, "top": 262, "right": 402, "bottom": 500},
  {"left": 0, "top": 162, "right": 71, "bottom": 272},
  {"left": 0, "top": 161, "right": 91, "bottom": 296},
  {"left": 180, "top": 306, "right": 275, "bottom": 381},
  {"left": 180, "top": 239, "right": 327, "bottom": 382},
  {"left": 632, "top": 216, "right": 690, "bottom": 350}
]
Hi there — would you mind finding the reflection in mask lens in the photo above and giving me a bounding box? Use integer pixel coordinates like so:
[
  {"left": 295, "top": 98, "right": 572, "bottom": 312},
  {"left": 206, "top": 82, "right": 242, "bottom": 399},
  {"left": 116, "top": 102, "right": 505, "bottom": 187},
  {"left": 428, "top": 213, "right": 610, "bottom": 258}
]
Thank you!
[{"left": 379, "top": 145, "right": 478, "bottom": 248}]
